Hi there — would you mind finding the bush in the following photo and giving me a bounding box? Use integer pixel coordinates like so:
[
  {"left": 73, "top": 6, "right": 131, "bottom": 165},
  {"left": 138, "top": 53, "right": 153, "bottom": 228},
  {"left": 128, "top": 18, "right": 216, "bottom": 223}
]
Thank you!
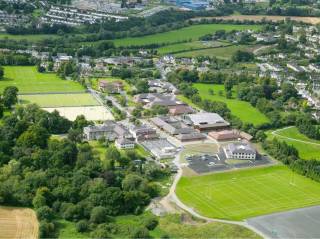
[
  {"left": 90, "top": 206, "right": 108, "bottom": 224},
  {"left": 143, "top": 216, "right": 159, "bottom": 230},
  {"left": 76, "top": 219, "right": 89, "bottom": 232},
  {"left": 39, "top": 220, "right": 55, "bottom": 238},
  {"left": 36, "top": 206, "right": 54, "bottom": 221},
  {"left": 131, "top": 226, "right": 150, "bottom": 239}
]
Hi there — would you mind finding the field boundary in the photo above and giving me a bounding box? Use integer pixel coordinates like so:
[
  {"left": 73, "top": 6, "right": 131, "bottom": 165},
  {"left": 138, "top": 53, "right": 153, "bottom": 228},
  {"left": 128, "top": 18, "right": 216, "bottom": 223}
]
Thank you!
[{"left": 19, "top": 91, "right": 87, "bottom": 96}]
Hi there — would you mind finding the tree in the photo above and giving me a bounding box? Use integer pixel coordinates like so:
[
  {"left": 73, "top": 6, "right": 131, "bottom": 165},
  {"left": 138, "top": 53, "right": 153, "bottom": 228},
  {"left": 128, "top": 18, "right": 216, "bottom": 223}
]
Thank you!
[
  {"left": 136, "top": 80, "right": 149, "bottom": 93},
  {"left": 0, "top": 104, "right": 3, "bottom": 119},
  {"left": 0, "top": 66, "right": 3, "bottom": 80},
  {"left": 17, "top": 125, "right": 50, "bottom": 148},
  {"left": 105, "top": 146, "right": 121, "bottom": 162},
  {"left": 76, "top": 220, "right": 89, "bottom": 232},
  {"left": 2, "top": 86, "right": 18, "bottom": 109},
  {"left": 90, "top": 206, "right": 108, "bottom": 224},
  {"left": 36, "top": 206, "right": 54, "bottom": 221}
]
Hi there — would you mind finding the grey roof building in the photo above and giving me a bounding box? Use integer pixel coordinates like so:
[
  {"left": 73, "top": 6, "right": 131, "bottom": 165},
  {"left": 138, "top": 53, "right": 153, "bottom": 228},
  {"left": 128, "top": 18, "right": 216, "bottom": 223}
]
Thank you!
[
  {"left": 150, "top": 116, "right": 206, "bottom": 142},
  {"left": 183, "top": 112, "right": 230, "bottom": 131},
  {"left": 83, "top": 121, "right": 132, "bottom": 141},
  {"left": 134, "top": 93, "right": 186, "bottom": 108}
]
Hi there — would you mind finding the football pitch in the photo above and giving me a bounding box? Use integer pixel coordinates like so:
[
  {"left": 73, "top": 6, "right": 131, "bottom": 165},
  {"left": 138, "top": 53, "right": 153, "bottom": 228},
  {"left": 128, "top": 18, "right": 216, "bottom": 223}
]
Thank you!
[
  {"left": 176, "top": 165, "right": 320, "bottom": 220},
  {"left": 19, "top": 93, "right": 99, "bottom": 107},
  {"left": 1, "top": 66, "right": 84, "bottom": 93}
]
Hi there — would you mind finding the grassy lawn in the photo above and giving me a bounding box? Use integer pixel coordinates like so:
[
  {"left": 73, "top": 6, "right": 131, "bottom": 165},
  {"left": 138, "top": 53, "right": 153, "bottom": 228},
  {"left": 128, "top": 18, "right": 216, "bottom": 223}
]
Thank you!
[
  {"left": 1, "top": 66, "right": 84, "bottom": 93},
  {"left": 56, "top": 220, "right": 89, "bottom": 239},
  {"left": 95, "top": 212, "right": 259, "bottom": 238},
  {"left": 266, "top": 126, "right": 320, "bottom": 160},
  {"left": 193, "top": 83, "right": 270, "bottom": 126},
  {"left": 176, "top": 165, "right": 320, "bottom": 220},
  {"left": 151, "top": 214, "right": 260, "bottom": 239},
  {"left": 113, "top": 24, "right": 261, "bottom": 47},
  {"left": 0, "top": 33, "right": 59, "bottom": 42},
  {"left": 176, "top": 95, "right": 201, "bottom": 110},
  {"left": 157, "top": 40, "right": 229, "bottom": 55},
  {"left": 175, "top": 45, "right": 248, "bottom": 59},
  {"left": 19, "top": 93, "right": 99, "bottom": 107}
]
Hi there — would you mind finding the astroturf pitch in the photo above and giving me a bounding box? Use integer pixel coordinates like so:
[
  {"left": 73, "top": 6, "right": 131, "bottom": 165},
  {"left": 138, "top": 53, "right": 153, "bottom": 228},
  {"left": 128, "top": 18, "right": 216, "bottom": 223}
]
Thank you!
[{"left": 176, "top": 165, "right": 320, "bottom": 220}]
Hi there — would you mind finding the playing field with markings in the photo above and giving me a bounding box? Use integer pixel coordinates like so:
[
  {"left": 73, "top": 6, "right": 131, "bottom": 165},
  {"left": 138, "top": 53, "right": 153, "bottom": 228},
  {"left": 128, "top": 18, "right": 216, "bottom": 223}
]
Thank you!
[
  {"left": 176, "top": 165, "right": 320, "bottom": 220},
  {"left": 20, "top": 93, "right": 99, "bottom": 107}
]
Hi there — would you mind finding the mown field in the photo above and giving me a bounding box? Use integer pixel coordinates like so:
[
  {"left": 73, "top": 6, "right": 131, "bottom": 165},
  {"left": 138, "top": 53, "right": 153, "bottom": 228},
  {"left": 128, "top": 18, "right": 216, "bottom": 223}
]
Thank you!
[
  {"left": 266, "top": 126, "right": 320, "bottom": 160},
  {"left": 113, "top": 24, "right": 261, "bottom": 47},
  {"left": 0, "top": 207, "right": 38, "bottom": 239},
  {"left": 19, "top": 93, "right": 99, "bottom": 107},
  {"left": 1, "top": 66, "right": 84, "bottom": 93},
  {"left": 193, "top": 83, "right": 270, "bottom": 126},
  {"left": 0, "top": 33, "right": 59, "bottom": 42},
  {"left": 175, "top": 44, "right": 248, "bottom": 59},
  {"left": 176, "top": 165, "right": 320, "bottom": 220},
  {"left": 157, "top": 40, "right": 229, "bottom": 55}
]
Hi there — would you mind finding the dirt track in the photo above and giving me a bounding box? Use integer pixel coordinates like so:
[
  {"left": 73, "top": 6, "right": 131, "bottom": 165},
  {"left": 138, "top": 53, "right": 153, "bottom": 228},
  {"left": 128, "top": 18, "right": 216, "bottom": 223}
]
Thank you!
[
  {"left": 0, "top": 207, "right": 38, "bottom": 239},
  {"left": 194, "top": 15, "right": 320, "bottom": 25}
]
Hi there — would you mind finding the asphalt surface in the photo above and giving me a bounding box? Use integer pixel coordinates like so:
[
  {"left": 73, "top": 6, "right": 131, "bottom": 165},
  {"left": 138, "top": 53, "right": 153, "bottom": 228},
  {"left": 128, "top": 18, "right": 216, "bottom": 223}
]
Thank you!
[{"left": 247, "top": 205, "right": 320, "bottom": 238}]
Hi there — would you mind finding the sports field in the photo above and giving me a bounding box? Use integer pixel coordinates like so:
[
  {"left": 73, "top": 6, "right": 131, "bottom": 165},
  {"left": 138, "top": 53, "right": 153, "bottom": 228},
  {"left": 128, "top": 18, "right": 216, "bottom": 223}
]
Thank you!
[
  {"left": 176, "top": 165, "right": 320, "bottom": 220},
  {"left": 267, "top": 126, "right": 320, "bottom": 160},
  {"left": 113, "top": 24, "right": 261, "bottom": 47},
  {"left": 193, "top": 83, "right": 270, "bottom": 126},
  {"left": 0, "top": 207, "right": 38, "bottom": 239},
  {"left": 19, "top": 93, "right": 99, "bottom": 107},
  {"left": 1, "top": 66, "right": 84, "bottom": 93}
]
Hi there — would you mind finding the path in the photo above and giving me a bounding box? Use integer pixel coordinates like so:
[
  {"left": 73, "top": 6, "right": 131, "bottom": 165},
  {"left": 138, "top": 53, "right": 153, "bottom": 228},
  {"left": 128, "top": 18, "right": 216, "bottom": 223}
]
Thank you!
[
  {"left": 253, "top": 45, "right": 274, "bottom": 55},
  {"left": 158, "top": 148, "right": 269, "bottom": 238},
  {"left": 271, "top": 126, "right": 320, "bottom": 146}
]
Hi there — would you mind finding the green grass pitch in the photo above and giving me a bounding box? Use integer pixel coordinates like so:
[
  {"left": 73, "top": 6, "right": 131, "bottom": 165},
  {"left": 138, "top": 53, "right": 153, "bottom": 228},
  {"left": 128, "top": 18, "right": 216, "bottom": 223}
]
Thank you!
[
  {"left": 19, "top": 93, "right": 99, "bottom": 107},
  {"left": 1, "top": 66, "right": 84, "bottom": 94},
  {"left": 176, "top": 165, "right": 320, "bottom": 220},
  {"left": 113, "top": 24, "right": 261, "bottom": 47},
  {"left": 193, "top": 83, "right": 270, "bottom": 126},
  {"left": 266, "top": 126, "right": 320, "bottom": 160}
]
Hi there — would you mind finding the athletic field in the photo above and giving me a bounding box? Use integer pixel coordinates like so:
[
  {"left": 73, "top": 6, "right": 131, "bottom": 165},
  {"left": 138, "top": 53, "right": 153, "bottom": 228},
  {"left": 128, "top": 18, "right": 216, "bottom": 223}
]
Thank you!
[
  {"left": 19, "top": 93, "right": 99, "bottom": 107},
  {"left": 193, "top": 83, "right": 270, "bottom": 126},
  {"left": 267, "top": 126, "right": 320, "bottom": 160},
  {"left": 1, "top": 66, "right": 84, "bottom": 93},
  {"left": 176, "top": 165, "right": 320, "bottom": 220}
]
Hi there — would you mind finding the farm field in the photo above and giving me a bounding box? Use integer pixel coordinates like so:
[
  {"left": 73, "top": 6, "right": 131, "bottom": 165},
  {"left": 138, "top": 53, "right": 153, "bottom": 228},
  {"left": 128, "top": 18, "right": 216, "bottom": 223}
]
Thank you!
[
  {"left": 157, "top": 41, "right": 229, "bottom": 55},
  {"left": 193, "top": 83, "right": 270, "bottom": 126},
  {"left": 175, "top": 45, "right": 248, "bottom": 59},
  {"left": 176, "top": 165, "right": 320, "bottom": 220},
  {"left": 19, "top": 93, "right": 99, "bottom": 107},
  {"left": 0, "top": 206, "right": 38, "bottom": 239},
  {"left": 0, "top": 33, "right": 59, "bottom": 41},
  {"left": 199, "top": 15, "right": 320, "bottom": 25},
  {"left": 267, "top": 126, "right": 320, "bottom": 160},
  {"left": 1, "top": 66, "right": 84, "bottom": 93},
  {"left": 112, "top": 24, "right": 261, "bottom": 47}
]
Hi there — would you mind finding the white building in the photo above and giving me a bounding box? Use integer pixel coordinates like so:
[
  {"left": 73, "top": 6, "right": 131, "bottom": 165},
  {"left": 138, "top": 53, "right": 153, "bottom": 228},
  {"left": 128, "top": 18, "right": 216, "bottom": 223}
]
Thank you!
[
  {"left": 115, "top": 138, "right": 135, "bottom": 150},
  {"left": 223, "top": 143, "right": 256, "bottom": 160}
]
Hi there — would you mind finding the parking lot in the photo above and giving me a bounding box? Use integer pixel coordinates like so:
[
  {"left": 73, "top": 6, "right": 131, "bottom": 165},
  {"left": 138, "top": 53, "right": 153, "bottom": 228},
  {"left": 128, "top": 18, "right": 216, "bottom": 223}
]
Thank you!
[{"left": 185, "top": 151, "right": 273, "bottom": 174}]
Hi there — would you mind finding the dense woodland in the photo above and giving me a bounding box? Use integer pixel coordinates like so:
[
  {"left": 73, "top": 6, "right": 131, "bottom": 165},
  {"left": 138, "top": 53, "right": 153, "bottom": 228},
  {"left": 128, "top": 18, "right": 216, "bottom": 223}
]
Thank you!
[{"left": 0, "top": 87, "right": 169, "bottom": 237}]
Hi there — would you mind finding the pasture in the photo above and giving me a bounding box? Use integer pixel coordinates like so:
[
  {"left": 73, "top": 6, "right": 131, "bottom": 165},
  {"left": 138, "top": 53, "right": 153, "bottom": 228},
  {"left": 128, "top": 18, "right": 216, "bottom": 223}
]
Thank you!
[
  {"left": 0, "top": 207, "right": 38, "bottom": 239},
  {"left": 1, "top": 66, "right": 84, "bottom": 93},
  {"left": 0, "top": 33, "right": 59, "bottom": 42},
  {"left": 193, "top": 83, "right": 270, "bottom": 126},
  {"left": 157, "top": 41, "right": 229, "bottom": 55},
  {"left": 113, "top": 24, "right": 261, "bottom": 47},
  {"left": 175, "top": 45, "right": 248, "bottom": 59},
  {"left": 267, "top": 126, "right": 320, "bottom": 160},
  {"left": 176, "top": 165, "right": 320, "bottom": 220},
  {"left": 19, "top": 93, "right": 99, "bottom": 107}
]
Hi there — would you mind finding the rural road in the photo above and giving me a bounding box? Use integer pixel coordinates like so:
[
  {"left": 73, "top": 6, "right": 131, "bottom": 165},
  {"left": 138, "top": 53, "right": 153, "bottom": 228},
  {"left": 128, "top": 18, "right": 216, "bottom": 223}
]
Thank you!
[
  {"left": 271, "top": 126, "right": 320, "bottom": 146},
  {"left": 160, "top": 148, "right": 269, "bottom": 238}
]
